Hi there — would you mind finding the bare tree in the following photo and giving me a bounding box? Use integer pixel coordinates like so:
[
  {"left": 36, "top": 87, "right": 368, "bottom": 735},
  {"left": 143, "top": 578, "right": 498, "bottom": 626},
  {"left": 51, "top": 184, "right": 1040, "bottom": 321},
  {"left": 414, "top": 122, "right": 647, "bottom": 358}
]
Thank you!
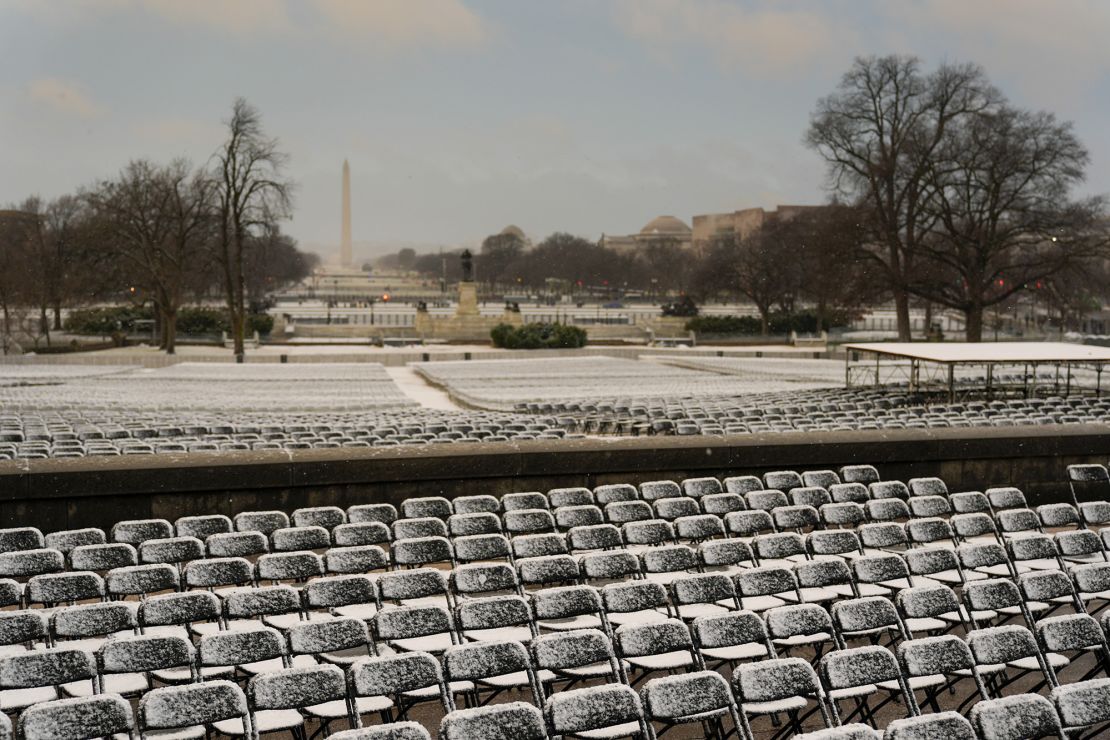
[
  {"left": 807, "top": 55, "right": 999, "bottom": 340},
  {"left": 913, "top": 105, "right": 1106, "bottom": 340},
  {"left": 87, "top": 160, "right": 213, "bottom": 354},
  {"left": 698, "top": 231, "right": 790, "bottom": 335},
  {"left": 0, "top": 208, "right": 39, "bottom": 350},
  {"left": 213, "top": 98, "right": 292, "bottom": 357}
]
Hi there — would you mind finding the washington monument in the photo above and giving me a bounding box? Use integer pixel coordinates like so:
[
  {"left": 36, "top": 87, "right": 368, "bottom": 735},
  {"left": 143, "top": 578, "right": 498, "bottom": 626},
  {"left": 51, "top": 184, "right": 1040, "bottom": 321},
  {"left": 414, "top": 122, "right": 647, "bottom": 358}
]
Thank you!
[{"left": 341, "top": 159, "right": 352, "bottom": 267}]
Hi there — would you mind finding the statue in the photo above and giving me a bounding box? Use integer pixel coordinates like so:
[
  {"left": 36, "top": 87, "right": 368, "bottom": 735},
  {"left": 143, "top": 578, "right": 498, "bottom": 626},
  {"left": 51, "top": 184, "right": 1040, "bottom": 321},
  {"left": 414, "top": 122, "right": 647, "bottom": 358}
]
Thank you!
[{"left": 460, "top": 249, "right": 474, "bottom": 282}]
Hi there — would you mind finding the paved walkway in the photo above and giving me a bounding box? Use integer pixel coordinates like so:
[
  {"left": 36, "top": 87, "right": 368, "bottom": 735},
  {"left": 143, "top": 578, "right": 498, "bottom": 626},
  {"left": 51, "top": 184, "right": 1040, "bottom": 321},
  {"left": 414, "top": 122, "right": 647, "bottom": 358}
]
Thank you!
[{"left": 385, "top": 366, "right": 461, "bottom": 410}]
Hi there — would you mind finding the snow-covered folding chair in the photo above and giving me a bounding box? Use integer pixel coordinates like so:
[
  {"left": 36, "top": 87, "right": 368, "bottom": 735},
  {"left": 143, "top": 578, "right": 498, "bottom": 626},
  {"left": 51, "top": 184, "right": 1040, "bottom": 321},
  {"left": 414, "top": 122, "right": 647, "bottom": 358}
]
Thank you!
[
  {"left": 968, "top": 693, "right": 1065, "bottom": 740},
  {"left": 44, "top": 529, "right": 105, "bottom": 554},
  {"left": 184, "top": 556, "right": 254, "bottom": 595},
  {"left": 735, "top": 566, "right": 800, "bottom": 614},
  {"left": 957, "top": 542, "right": 1015, "bottom": 580},
  {"left": 530, "top": 584, "right": 604, "bottom": 633},
  {"left": 331, "top": 725, "right": 431, "bottom": 740},
  {"left": 908, "top": 478, "right": 947, "bottom": 498},
  {"left": 137, "top": 683, "right": 250, "bottom": 740},
  {"left": 866, "top": 498, "right": 911, "bottom": 524},
  {"left": 952, "top": 512, "right": 1003, "bottom": 546},
  {"left": 996, "top": 508, "right": 1044, "bottom": 540},
  {"left": 350, "top": 651, "right": 452, "bottom": 723},
  {"left": 207, "top": 532, "right": 269, "bottom": 558},
  {"left": 595, "top": 484, "right": 638, "bottom": 505},
  {"left": 1035, "top": 612, "right": 1110, "bottom": 686},
  {"left": 1051, "top": 677, "right": 1110, "bottom": 739},
  {"left": 698, "top": 539, "right": 755, "bottom": 577},
  {"left": 558, "top": 507, "right": 605, "bottom": 533},
  {"left": 896, "top": 635, "right": 988, "bottom": 714},
  {"left": 453, "top": 534, "right": 512, "bottom": 565},
  {"left": 884, "top": 711, "right": 975, "bottom": 740},
  {"left": 375, "top": 604, "right": 456, "bottom": 656},
  {"left": 0, "top": 646, "right": 97, "bottom": 713},
  {"left": 747, "top": 490, "right": 789, "bottom": 512},
  {"left": 818, "top": 645, "right": 915, "bottom": 730},
  {"left": 691, "top": 610, "right": 772, "bottom": 672},
  {"left": 602, "top": 580, "right": 672, "bottom": 631},
  {"left": 1007, "top": 534, "right": 1065, "bottom": 575},
  {"left": 1072, "top": 562, "right": 1110, "bottom": 616},
  {"left": 545, "top": 683, "right": 649, "bottom": 739},
  {"left": 69, "top": 544, "right": 136, "bottom": 573},
  {"left": 390, "top": 537, "right": 454, "bottom": 570},
  {"left": 440, "top": 702, "right": 545, "bottom": 740},
  {"left": 567, "top": 524, "right": 621, "bottom": 554},
  {"left": 1068, "top": 464, "right": 1110, "bottom": 510},
  {"left": 858, "top": 523, "right": 908, "bottom": 557},
  {"left": 896, "top": 584, "right": 968, "bottom": 637},
  {"left": 175, "top": 514, "right": 232, "bottom": 540},
  {"left": 765, "top": 471, "right": 804, "bottom": 492},
  {"left": 1055, "top": 530, "right": 1107, "bottom": 566},
  {"left": 402, "top": 496, "right": 452, "bottom": 521},
  {"left": 732, "top": 656, "right": 832, "bottom": 739},
  {"left": 444, "top": 638, "right": 542, "bottom": 709},
  {"left": 795, "top": 559, "right": 856, "bottom": 606},
  {"left": 20, "top": 693, "right": 135, "bottom": 740},
  {"left": 965, "top": 578, "right": 1046, "bottom": 630},
  {"left": 292, "top": 505, "right": 346, "bottom": 530},
  {"left": 451, "top": 563, "right": 522, "bottom": 601},
  {"left": 640, "top": 669, "right": 742, "bottom": 740},
  {"left": 766, "top": 603, "right": 838, "bottom": 660},
  {"left": 986, "top": 487, "right": 1028, "bottom": 513},
  {"left": 831, "top": 596, "right": 908, "bottom": 649},
  {"left": 503, "top": 492, "right": 550, "bottom": 512},
  {"left": 454, "top": 593, "right": 534, "bottom": 645},
  {"left": 549, "top": 488, "right": 595, "bottom": 508},
  {"left": 819, "top": 503, "right": 866, "bottom": 530},
  {"left": 702, "top": 493, "right": 745, "bottom": 516},
  {"left": 966, "top": 625, "right": 1056, "bottom": 702},
  {"left": 828, "top": 483, "right": 870, "bottom": 505},
  {"left": 868, "top": 481, "right": 908, "bottom": 501},
  {"left": 347, "top": 504, "right": 398, "bottom": 526},
  {"left": 393, "top": 517, "right": 448, "bottom": 541},
  {"left": 242, "top": 663, "right": 349, "bottom": 738},
  {"left": 851, "top": 554, "right": 913, "bottom": 598},
  {"left": 377, "top": 568, "right": 450, "bottom": 611},
  {"left": 110, "top": 520, "right": 172, "bottom": 547},
  {"left": 724, "top": 511, "right": 775, "bottom": 541},
  {"left": 903, "top": 547, "right": 975, "bottom": 592},
  {"left": 581, "top": 550, "right": 641, "bottom": 584},
  {"left": 235, "top": 511, "right": 290, "bottom": 536},
  {"left": 92, "top": 634, "right": 194, "bottom": 700},
  {"left": 615, "top": 619, "right": 699, "bottom": 685},
  {"left": 333, "top": 523, "right": 391, "bottom": 548},
  {"left": 951, "top": 491, "right": 991, "bottom": 516},
  {"left": 451, "top": 495, "right": 501, "bottom": 516},
  {"left": 840, "top": 466, "right": 879, "bottom": 485},
  {"left": 669, "top": 573, "right": 738, "bottom": 621},
  {"left": 723, "top": 476, "right": 764, "bottom": 495},
  {"left": 531, "top": 628, "right": 624, "bottom": 689},
  {"left": 508, "top": 532, "right": 568, "bottom": 561}
]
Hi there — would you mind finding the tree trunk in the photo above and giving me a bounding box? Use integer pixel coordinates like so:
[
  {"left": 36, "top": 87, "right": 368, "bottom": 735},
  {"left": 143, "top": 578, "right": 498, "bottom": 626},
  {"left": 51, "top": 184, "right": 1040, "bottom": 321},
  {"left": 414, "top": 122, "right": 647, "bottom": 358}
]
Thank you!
[
  {"left": 164, "top": 310, "right": 177, "bottom": 355},
  {"left": 965, "top": 305, "right": 984, "bottom": 342},
  {"left": 53, "top": 302, "right": 62, "bottom": 331},
  {"left": 894, "top": 288, "right": 912, "bottom": 341},
  {"left": 39, "top": 305, "right": 50, "bottom": 347},
  {"left": 759, "top": 307, "right": 770, "bottom": 336},
  {"left": 923, "top": 302, "right": 933, "bottom": 340}
]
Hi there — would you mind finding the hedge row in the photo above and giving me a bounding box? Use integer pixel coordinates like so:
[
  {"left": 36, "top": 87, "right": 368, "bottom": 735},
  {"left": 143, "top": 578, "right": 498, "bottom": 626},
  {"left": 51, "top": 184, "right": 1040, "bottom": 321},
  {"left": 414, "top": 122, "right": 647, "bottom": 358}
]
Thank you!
[
  {"left": 685, "top": 310, "right": 850, "bottom": 335},
  {"left": 65, "top": 306, "right": 273, "bottom": 336},
  {"left": 490, "top": 322, "right": 588, "bottom": 349}
]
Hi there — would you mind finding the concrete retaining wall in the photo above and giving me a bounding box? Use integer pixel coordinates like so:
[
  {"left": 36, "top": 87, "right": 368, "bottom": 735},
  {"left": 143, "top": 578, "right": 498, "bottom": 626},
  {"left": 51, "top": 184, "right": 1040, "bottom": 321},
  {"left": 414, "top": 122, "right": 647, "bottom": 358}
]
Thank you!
[{"left": 2, "top": 426, "right": 1108, "bottom": 533}]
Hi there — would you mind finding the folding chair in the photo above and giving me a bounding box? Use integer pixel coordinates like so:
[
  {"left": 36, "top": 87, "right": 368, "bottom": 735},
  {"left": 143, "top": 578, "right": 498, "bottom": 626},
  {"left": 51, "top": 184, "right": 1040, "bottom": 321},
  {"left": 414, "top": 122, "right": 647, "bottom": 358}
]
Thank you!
[
  {"left": 640, "top": 669, "right": 742, "bottom": 740},
  {"left": 375, "top": 605, "right": 456, "bottom": 656},
  {"left": 19, "top": 694, "right": 135, "bottom": 740},
  {"left": 531, "top": 628, "right": 623, "bottom": 687},
  {"left": 0, "top": 646, "right": 95, "bottom": 712},
  {"left": 1035, "top": 613, "right": 1110, "bottom": 686},
  {"left": 602, "top": 580, "right": 672, "bottom": 628},
  {"left": 818, "top": 645, "right": 915, "bottom": 729},
  {"left": 440, "top": 702, "right": 545, "bottom": 740},
  {"left": 615, "top": 619, "right": 699, "bottom": 684},
  {"left": 91, "top": 634, "right": 195, "bottom": 699},
  {"left": 968, "top": 693, "right": 1065, "bottom": 740},
  {"left": 896, "top": 635, "right": 988, "bottom": 714},
  {"left": 732, "top": 657, "right": 832, "bottom": 739},
  {"left": 139, "top": 680, "right": 250, "bottom": 739},
  {"left": 1051, "top": 677, "right": 1110, "bottom": 739},
  {"left": 884, "top": 711, "right": 975, "bottom": 740},
  {"left": 443, "top": 639, "right": 542, "bottom": 709},
  {"left": 545, "top": 683, "right": 650, "bottom": 739},
  {"left": 832, "top": 596, "right": 908, "bottom": 648}
]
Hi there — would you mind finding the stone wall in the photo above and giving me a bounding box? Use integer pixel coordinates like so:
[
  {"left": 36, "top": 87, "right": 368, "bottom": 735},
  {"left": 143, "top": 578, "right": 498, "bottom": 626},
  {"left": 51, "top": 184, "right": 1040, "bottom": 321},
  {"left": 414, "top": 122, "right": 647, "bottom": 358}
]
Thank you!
[{"left": 2, "top": 426, "right": 1107, "bottom": 533}]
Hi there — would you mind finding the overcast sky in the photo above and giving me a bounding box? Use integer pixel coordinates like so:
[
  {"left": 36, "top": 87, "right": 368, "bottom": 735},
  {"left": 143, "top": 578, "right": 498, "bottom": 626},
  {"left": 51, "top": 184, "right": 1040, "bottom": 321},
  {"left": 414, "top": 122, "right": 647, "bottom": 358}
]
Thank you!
[{"left": 2, "top": 0, "right": 1109, "bottom": 262}]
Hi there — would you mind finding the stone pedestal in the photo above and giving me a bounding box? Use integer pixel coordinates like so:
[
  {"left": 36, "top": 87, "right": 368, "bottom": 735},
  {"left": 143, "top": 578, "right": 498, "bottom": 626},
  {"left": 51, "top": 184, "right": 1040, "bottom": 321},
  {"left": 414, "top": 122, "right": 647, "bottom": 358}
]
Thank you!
[{"left": 456, "top": 282, "right": 479, "bottom": 317}]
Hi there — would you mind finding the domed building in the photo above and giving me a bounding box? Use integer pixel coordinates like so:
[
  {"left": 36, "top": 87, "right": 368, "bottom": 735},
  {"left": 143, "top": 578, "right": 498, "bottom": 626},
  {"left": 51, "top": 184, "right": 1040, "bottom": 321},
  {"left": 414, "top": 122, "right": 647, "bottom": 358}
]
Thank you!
[{"left": 601, "top": 215, "right": 693, "bottom": 253}]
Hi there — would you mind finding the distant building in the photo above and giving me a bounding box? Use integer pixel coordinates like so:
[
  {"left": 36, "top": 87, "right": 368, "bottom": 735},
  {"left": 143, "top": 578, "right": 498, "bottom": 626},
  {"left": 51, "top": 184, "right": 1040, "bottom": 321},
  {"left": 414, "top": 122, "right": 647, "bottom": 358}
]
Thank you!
[
  {"left": 691, "top": 205, "right": 827, "bottom": 251},
  {"left": 496, "top": 224, "right": 531, "bottom": 248},
  {"left": 600, "top": 215, "right": 692, "bottom": 254}
]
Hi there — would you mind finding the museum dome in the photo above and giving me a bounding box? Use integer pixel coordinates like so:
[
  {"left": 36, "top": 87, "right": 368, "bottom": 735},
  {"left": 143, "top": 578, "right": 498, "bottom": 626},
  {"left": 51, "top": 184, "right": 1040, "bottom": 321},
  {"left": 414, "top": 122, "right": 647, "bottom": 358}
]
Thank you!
[
  {"left": 500, "top": 224, "right": 526, "bottom": 239},
  {"left": 639, "top": 215, "right": 691, "bottom": 236}
]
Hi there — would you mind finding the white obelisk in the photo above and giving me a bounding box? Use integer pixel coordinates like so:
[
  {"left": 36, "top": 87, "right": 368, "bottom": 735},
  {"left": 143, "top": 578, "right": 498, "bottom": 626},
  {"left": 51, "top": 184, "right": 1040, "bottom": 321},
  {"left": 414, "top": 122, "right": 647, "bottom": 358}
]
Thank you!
[{"left": 341, "top": 159, "right": 352, "bottom": 267}]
